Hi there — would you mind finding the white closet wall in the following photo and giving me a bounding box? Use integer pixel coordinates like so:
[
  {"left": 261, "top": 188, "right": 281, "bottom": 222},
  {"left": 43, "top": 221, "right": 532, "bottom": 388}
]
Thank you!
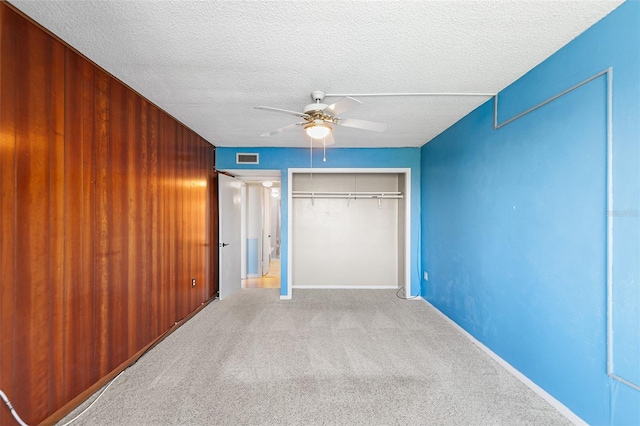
[{"left": 292, "top": 173, "right": 401, "bottom": 288}]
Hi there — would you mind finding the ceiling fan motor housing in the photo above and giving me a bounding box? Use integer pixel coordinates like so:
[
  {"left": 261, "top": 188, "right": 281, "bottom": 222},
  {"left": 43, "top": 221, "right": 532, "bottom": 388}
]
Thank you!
[
  {"left": 310, "top": 90, "right": 326, "bottom": 102},
  {"left": 305, "top": 91, "right": 331, "bottom": 117},
  {"left": 255, "top": 89, "right": 385, "bottom": 138},
  {"left": 303, "top": 103, "right": 328, "bottom": 114}
]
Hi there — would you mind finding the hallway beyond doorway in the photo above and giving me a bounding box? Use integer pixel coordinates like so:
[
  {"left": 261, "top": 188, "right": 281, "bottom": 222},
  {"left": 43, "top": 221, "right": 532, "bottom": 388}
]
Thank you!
[{"left": 242, "top": 259, "right": 280, "bottom": 288}]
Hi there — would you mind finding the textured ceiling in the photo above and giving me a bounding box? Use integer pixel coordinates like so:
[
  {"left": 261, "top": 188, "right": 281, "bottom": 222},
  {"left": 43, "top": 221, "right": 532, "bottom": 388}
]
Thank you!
[{"left": 10, "top": 0, "right": 623, "bottom": 148}]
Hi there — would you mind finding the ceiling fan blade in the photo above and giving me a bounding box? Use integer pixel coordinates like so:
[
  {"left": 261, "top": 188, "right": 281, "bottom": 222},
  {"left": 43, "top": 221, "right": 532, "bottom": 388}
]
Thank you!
[
  {"left": 254, "top": 106, "right": 309, "bottom": 119},
  {"left": 317, "top": 132, "right": 336, "bottom": 146},
  {"left": 337, "top": 117, "right": 387, "bottom": 132},
  {"left": 325, "top": 132, "right": 336, "bottom": 146},
  {"left": 323, "top": 97, "right": 361, "bottom": 116},
  {"left": 260, "top": 122, "right": 303, "bottom": 137}
]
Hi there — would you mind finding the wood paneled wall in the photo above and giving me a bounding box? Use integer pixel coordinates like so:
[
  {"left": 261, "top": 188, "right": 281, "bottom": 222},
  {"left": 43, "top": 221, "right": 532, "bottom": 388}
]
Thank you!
[{"left": 0, "top": 4, "right": 218, "bottom": 424}]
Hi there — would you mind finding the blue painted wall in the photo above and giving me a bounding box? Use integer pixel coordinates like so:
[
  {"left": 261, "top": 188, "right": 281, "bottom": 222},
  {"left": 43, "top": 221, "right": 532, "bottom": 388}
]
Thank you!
[
  {"left": 420, "top": 2, "right": 639, "bottom": 424},
  {"left": 217, "top": 147, "right": 421, "bottom": 298}
]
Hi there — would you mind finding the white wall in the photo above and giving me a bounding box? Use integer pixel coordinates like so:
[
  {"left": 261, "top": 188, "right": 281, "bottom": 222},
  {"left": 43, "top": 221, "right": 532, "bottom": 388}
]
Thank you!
[
  {"left": 262, "top": 187, "right": 271, "bottom": 275},
  {"left": 270, "top": 190, "right": 281, "bottom": 258},
  {"left": 292, "top": 173, "right": 400, "bottom": 288},
  {"left": 246, "top": 184, "right": 263, "bottom": 277},
  {"left": 240, "top": 183, "right": 247, "bottom": 279}
]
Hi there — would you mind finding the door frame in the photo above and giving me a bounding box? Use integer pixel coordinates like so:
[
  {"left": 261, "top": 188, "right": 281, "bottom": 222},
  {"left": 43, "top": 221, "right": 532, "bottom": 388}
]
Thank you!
[
  {"left": 219, "top": 169, "right": 282, "bottom": 287},
  {"left": 286, "top": 168, "right": 412, "bottom": 299}
]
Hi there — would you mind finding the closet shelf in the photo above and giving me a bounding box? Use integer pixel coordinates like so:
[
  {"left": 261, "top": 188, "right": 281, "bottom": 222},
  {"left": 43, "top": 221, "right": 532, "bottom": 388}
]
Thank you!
[{"left": 292, "top": 191, "right": 403, "bottom": 199}]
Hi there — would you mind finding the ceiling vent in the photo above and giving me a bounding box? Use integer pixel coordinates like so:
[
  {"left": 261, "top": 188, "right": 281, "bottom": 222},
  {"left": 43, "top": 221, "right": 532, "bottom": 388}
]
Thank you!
[{"left": 236, "top": 153, "right": 259, "bottom": 165}]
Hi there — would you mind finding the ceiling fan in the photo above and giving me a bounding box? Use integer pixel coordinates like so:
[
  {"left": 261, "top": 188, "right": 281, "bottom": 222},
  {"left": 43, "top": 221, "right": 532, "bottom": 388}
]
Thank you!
[{"left": 254, "top": 90, "right": 387, "bottom": 145}]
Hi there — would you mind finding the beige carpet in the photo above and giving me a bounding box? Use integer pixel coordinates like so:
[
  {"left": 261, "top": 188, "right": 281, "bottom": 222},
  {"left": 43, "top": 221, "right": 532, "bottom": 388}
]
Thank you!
[{"left": 58, "top": 289, "right": 571, "bottom": 425}]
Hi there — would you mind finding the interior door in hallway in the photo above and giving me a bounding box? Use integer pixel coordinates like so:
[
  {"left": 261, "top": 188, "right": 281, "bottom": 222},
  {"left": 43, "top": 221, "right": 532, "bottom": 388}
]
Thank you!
[{"left": 218, "top": 174, "right": 242, "bottom": 299}]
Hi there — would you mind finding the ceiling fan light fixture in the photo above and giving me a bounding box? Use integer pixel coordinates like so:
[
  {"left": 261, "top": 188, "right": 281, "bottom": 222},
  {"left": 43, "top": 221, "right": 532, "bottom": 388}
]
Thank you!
[{"left": 304, "top": 122, "right": 331, "bottom": 139}]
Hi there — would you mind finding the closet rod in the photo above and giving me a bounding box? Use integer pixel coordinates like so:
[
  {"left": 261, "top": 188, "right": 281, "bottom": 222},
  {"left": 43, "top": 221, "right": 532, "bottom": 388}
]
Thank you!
[
  {"left": 292, "top": 191, "right": 402, "bottom": 196},
  {"left": 292, "top": 194, "right": 403, "bottom": 199},
  {"left": 292, "top": 196, "right": 403, "bottom": 199}
]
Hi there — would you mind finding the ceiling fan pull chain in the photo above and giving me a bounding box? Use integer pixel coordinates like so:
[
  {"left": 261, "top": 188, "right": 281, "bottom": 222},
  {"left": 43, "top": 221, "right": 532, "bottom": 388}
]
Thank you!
[
  {"left": 323, "top": 138, "right": 327, "bottom": 162},
  {"left": 309, "top": 135, "right": 314, "bottom": 207},
  {"left": 309, "top": 135, "right": 313, "bottom": 178}
]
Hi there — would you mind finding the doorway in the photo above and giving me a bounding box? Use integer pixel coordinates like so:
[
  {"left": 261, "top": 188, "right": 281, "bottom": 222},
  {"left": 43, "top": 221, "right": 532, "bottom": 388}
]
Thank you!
[{"left": 221, "top": 169, "right": 282, "bottom": 290}]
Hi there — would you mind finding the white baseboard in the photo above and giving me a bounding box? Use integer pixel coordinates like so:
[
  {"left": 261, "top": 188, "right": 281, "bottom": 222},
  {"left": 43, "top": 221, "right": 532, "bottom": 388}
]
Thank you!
[
  {"left": 292, "top": 285, "right": 398, "bottom": 290},
  {"left": 421, "top": 298, "right": 586, "bottom": 426}
]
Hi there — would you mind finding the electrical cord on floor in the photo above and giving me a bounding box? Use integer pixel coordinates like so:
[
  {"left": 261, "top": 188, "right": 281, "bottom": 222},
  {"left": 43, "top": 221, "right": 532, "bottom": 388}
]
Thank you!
[
  {"left": 56, "top": 323, "right": 174, "bottom": 425},
  {"left": 396, "top": 286, "right": 420, "bottom": 300},
  {"left": 0, "top": 390, "right": 29, "bottom": 426},
  {"left": 1, "top": 298, "right": 218, "bottom": 426},
  {"left": 58, "top": 370, "right": 125, "bottom": 426},
  {"left": 63, "top": 314, "right": 187, "bottom": 424},
  {"left": 1, "top": 318, "right": 181, "bottom": 426},
  {"left": 1, "top": 365, "right": 127, "bottom": 426}
]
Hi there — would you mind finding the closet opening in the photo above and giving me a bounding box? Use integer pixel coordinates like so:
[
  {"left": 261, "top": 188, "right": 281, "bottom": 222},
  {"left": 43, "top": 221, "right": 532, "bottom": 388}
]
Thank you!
[{"left": 288, "top": 168, "right": 411, "bottom": 298}]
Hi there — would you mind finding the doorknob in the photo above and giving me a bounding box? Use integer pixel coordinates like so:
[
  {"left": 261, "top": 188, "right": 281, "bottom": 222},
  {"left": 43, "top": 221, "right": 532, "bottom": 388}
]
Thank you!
[{"left": 221, "top": 242, "right": 230, "bottom": 247}]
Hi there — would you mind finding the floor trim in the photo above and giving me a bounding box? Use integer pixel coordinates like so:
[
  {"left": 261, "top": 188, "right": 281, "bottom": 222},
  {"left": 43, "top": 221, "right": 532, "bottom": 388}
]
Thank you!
[{"left": 421, "top": 298, "right": 587, "bottom": 426}]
